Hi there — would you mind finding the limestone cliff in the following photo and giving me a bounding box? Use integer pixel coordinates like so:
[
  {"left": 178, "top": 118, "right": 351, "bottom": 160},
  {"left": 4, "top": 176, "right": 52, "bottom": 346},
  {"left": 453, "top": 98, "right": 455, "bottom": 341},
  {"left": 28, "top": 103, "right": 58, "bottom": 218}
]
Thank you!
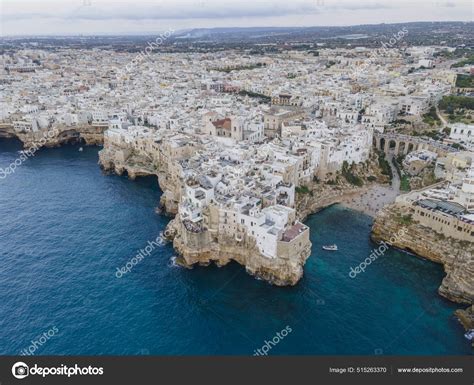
[
  {"left": 99, "top": 138, "right": 312, "bottom": 286},
  {"left": 0, "top": 124, "right": 105, "bottom": 148},
  {"left": 99, "top": 147, "right": 157, "bottom": 179},
  {"left": 296, "top": 152, "right": 391, "bottom": 220},
  {"left": 454, "top": 305, "right": 474, "bottom": 347},
  {"left": 372, "top": 204, "right": 474, "bottom": 305},
  {"left": 0, "top": 124, "right": 17, "bottom": 139},
  {"left": 165, "top": 217, "right": 311, "bottom": 286},
  {"left": 98, "top": 143, "right": 179, "bottom": 214},
  {"left": 296, "top": 183, "right": 366, "bottom": 220}
]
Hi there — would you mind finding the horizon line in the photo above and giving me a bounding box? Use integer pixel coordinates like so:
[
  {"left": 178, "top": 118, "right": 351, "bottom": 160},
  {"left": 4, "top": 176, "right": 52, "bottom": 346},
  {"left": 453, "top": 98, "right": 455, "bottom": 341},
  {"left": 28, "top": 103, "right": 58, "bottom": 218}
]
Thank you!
[{"left": 1, "top": 20, "right": 473, "bottom": 38}]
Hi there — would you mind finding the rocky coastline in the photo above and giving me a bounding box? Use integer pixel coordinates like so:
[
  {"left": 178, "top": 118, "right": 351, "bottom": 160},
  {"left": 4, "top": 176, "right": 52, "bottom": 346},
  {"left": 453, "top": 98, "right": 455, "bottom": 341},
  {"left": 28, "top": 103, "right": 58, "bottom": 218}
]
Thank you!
[
  {"left": 372, "top": 203, "right": 473, "bottom": 305},
  {"left": 7, "top": 126, "right": 471, "bottom": 303},
  {"left": 1, "top": 125, "right": 390, "bottom": 287},
  {"left": 372, "top": 203, "right": 474, "bottom": 338},
  {"left": 454, "top": 305, "right": 474, "bottom": 347},
  {"left": 97, "top": 136, "right": 405, "bottom": 285},
  {"left": 53, "top": 135, "right": 474, "bottom": 343},
  {"left": 98, "top": 141, "right": 312, "bottom": 286},
  {"left": 0, "top": 124, "right": 106, "bottom": 149},
  {"left": 165, "top": 218, "right": 311, "bottom": 286}
]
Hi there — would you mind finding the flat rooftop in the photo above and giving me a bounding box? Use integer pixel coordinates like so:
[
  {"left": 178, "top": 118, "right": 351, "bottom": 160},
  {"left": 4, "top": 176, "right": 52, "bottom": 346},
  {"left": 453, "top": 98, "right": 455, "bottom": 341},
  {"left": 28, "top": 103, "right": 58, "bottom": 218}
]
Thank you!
[
  {"left": 415, "top": 199, "right": 466, "bottom": 216},
  {"left": 281, "top": 222, "right": 307, "bottom": 242}
]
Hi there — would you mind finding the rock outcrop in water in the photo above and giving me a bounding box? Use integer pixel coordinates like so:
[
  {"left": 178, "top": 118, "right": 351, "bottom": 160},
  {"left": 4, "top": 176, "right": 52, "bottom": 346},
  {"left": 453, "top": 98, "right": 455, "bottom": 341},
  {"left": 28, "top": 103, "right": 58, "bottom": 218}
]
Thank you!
[{"left": 372, "top": 203, "right": 474, "bottom": 305}]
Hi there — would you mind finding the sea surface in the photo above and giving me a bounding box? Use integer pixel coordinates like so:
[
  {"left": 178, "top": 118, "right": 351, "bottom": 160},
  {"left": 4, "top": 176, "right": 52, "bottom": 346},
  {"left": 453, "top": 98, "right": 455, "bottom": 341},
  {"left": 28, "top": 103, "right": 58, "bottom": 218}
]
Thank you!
[{"left": 0, "top": 140, "right": 470, "bottom": 355}]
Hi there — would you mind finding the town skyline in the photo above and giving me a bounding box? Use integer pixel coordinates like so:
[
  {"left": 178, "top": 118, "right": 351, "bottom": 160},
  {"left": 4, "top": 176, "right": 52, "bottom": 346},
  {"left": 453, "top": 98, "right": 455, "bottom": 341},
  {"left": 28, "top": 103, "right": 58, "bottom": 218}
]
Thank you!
[{"left": 2, "top": 0, "right": 473, "bottom": 36}]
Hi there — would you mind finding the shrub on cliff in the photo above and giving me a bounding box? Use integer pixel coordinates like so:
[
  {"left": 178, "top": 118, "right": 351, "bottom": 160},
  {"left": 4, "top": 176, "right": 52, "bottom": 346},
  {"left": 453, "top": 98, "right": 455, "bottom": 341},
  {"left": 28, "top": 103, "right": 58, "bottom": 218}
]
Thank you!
[
  {"left": 397, "top": 214, "right": 413, "bottom": 225},
  {"left": 296, "top": 185, "right": 311, "bottom": 194},
  {"left": 400, "top": 175, "right": 411, "bottom": 192},
  {"left": 377, "top": 151, "right": 393, "bottom": 180}
]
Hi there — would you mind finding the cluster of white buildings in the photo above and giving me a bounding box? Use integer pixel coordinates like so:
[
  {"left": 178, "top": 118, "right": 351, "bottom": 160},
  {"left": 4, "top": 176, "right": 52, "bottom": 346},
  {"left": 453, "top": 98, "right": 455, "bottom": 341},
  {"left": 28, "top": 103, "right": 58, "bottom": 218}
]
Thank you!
[
  {"left": 0, "top": 45, "right": 456, "bottom": 138},
  {"left": 1, "top": 44, "right": 469, "bottom": 258},
  {"left": 398, "top": 164, "right": 474, "bottom": 242},
  {"left": 449, "top": 123, "right": 474, "bottom": 151}
]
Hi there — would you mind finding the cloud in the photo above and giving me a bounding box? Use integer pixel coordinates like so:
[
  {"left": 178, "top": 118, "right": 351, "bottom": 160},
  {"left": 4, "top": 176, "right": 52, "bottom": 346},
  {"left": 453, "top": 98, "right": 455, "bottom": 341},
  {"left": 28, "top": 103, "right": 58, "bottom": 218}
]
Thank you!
[
  {"left": 2, "top": 0, "right": 394, "bottom": 22},
  {"left": 1, "top": 0, "right": 471, "bottom": 35},
  {"left": 439, "top": 1, "right": 457, "bottom": 7}
]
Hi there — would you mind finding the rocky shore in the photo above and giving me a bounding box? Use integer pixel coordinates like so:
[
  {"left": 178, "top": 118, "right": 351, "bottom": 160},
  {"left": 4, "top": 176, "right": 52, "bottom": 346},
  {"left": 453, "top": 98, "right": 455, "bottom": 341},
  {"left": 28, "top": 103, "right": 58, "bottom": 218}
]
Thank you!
[
  {"left": 98, "top": 136, "right": 407, "bottom": 286},
  {"left": 0, "top": 124, "right": 106, "bottom": 149},
  {"left": 5, "top": 124, "right": 471, "bottom": 307},
  {"left": 64, "top": 132, "right": 474, "bottom": 302},
  {"left": 454, "top": 305, "right": 474, "bottom": 347},
  {"left": 98, "top": 138, "right": 314, "bottom": 286},
  {"left": 165, "top": 218, "right": 311, "bottom": 286},
  {"left": 372, "top": 203, "right": 473, "bottom": 304},
  {"left": 372, "top": 203, "right": 474, "bottom": 338},
  {"left": 98, "top": 142, "right": 180, "bottom": 214}
]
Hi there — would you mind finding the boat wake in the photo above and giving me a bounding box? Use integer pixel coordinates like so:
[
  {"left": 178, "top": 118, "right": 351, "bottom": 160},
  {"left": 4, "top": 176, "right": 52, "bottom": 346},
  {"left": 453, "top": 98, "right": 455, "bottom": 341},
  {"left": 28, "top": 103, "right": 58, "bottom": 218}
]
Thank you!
[{"left": 168, "top": 256, "right": 182, "bottom": 268}]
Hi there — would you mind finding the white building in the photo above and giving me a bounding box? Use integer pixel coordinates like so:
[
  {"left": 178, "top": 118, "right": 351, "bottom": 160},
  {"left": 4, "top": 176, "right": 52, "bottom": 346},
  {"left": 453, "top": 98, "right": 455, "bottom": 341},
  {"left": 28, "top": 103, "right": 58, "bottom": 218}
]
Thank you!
[{"left": 450, "top": 123, "right": 474, "bottom": 150}]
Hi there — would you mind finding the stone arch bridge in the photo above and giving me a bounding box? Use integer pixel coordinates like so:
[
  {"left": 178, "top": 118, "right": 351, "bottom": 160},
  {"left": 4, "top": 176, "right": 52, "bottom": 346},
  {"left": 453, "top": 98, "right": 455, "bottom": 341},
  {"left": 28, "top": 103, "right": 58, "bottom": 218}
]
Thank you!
[{"left": 373, "top": 133, "right": 457, "bottom": 157}]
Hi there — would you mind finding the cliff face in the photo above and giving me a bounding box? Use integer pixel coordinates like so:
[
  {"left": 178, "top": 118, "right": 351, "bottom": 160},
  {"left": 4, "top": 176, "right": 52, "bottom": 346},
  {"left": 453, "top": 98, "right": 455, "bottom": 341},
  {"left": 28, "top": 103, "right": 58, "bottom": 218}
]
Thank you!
[
  {"left": 97, "top": 137, "right": 396, "bottom": 287},
  {"left": 99, "top": 146, "right": 156, "bottom": 178},
  {"left": 296, "top": 183, "right": 365, "bottom": 220},
  {"left": 372, "top": 204, "right": 474, "bottom": 305},
  {"left": 98, "top": 143, "right": 179, "bottom": 214},
  {"left": 296, "top": 152, "right": 392, "bottom": 220},
  {"left": 166, "top": 218, "right": 311, "bottom": 286},
  {"left": 99, "top": 138, "right": 312, "bottom": 286},
  {"left": 1, "top": 125, "right": 105, "bottom": 148},
  {"left": 0, "top": 124, "right": 17, "bottom": 139}
]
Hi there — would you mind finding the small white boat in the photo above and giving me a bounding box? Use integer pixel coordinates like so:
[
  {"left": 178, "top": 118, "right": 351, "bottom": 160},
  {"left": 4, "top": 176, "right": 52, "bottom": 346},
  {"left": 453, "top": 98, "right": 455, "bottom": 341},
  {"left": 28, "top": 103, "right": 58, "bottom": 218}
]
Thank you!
[
  {"left": 465, "top": 329, "right": 474, "bottom": 341},
  {"left": 322, "top": 244, "right": 338, "bottom": 251},
  {"left": 78, "top": 147, "right": 83, "bottom": 152}
]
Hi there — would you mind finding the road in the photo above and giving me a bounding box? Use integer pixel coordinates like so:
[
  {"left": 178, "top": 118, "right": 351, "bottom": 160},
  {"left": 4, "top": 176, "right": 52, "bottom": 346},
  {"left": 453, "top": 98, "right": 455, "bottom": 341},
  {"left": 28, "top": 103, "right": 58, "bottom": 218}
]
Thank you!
[{"left": 436, "top": 106, "right": 449, "bottom": 133}]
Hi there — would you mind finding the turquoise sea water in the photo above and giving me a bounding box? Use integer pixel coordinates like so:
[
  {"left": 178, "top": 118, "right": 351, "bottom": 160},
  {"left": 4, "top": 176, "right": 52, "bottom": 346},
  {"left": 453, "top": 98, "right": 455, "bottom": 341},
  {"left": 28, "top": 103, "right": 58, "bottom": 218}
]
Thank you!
[{"left": 0, "top": 140, "right": 470, "bottom": 355}]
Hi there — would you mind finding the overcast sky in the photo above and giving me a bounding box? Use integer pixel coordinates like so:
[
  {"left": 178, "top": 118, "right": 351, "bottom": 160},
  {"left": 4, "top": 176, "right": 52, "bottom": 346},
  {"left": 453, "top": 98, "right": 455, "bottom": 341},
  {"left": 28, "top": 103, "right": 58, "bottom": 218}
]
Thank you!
[{"left": 1, "top": 0, "right": 473, "bottom": 36}]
